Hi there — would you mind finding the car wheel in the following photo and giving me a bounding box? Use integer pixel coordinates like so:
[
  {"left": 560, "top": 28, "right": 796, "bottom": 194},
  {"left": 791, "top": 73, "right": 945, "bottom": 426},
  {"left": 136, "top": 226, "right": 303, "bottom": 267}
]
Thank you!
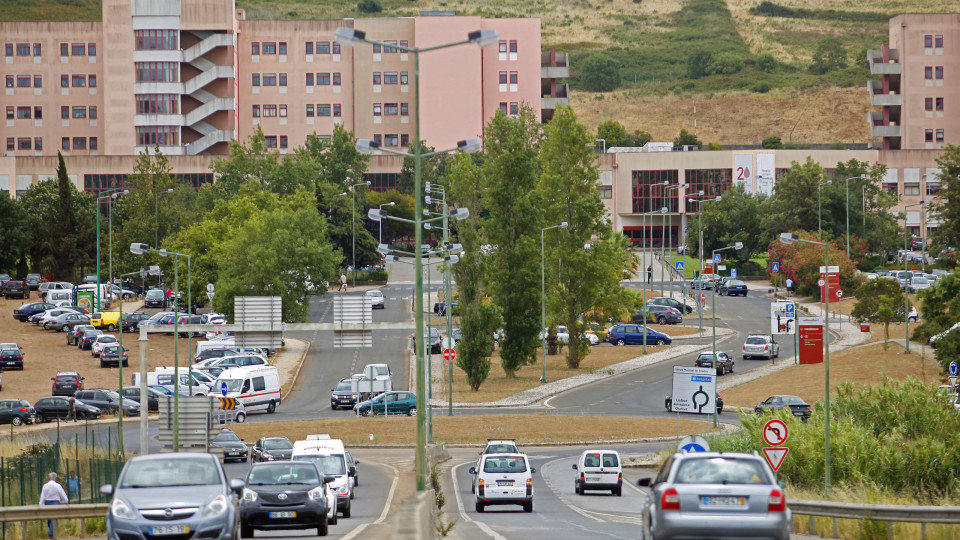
[
  {"left": 523, "top": 501, "right": 533, "bottom": 513},
  {"left": 11, "top": 416, "right": 22, "bottom": 427},
  {"left": 107, "top": 324, "right": 115, "bottom": 332},
  {"left": 361, "top": 408, "right": 371, "bottom": 417},
  {"left": 408, "top": 407, "right": 417, "bottom": 417},
  {"left": 100, "top": 360, "right": 106, "bottom": 368},
  {"left": 342, "top": 500, "right": 351, "bottom": 518},
  {"left": 656, "top": 316, "right": 666, "bottom": 325},
  {"left": 317, "top": 518, "right": 328, "bottom": 537},
  {"left": 240, "top": 524, "right": 253, "bottom": 538},
  {"left": 729, "top": 363, "right": 734, "bottom": 373},
  {"left": 328, "top": 512, "right": 337, "bottom": 526},
  {"left": 236, "top": 412, "right": 246, "bottom": 423},
  {"left": 575, "top": 482, "right": 580, "bottom": 495},
  {"left": 656, "top": 338, "right": 666, "bottom": 346},
  {"left": 616, "top": 339, "right": 626, "bottom": 346},
  {"left": 267, "top": 400, "right": 276, "bottom": 413},
  {"left": 475, "top": 501, "right": 484, "bottom": 513},
  {"left": 718, "top": 406, "right": 723, "bottom": 415}
]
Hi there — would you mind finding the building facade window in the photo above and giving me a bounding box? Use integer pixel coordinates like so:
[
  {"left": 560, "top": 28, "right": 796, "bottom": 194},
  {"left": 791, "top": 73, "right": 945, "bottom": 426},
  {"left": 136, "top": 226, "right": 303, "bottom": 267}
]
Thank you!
[
  {"left": 4, "top": 75, "right": 11, "bottom": 88},
  {"left": 61, "top": 106, "right": 69, "bottom": 119},
  {"left": 33, "top": 43, "right": 41, "bottom": 56},
  {"left": 17, "top": 137, "right": 31, "bottom": 150},
  {"left": 373, "top": 134, "right": 382, "bottom": 146},
  {"left": 333, "top": 42, "right": 341, "bottom": 54},
  {"left": 135, "top": 62, "right": 177, "bottom": 83},
  {"left": 89, "top": 137, "right": 97, "bottom": 150},
  {"left": 136, "top": 126, "right": 179, "bottom": 146},
  {"left": 252, "top": 104, "right": 260, "bottom": 117},
  {"left": 372, "top": 72, "right": 381, "bottom": 85},
  {"left": 263, "top": 104, "right": 277, "bottom": 117},
  {"left": 632, "top": 170, "right": 680, "bottom": 214},
  {"left": 935, "top": 66, "right": 943, "bottom": 79},
  {"left": 400, "top": 72, "right": 408, "bottom": 85},
  {"left": 925, "top": 66, "right": 933, "bottom": 79},
  {"left": 279, "top": 104, "right": 287, "bottom": 117},
  {"left": 936, "top": 97, "right": 944, "bottom": 111},
  {"left": 88, "top": 43, "right": 96, "bottom": 56},
  {"left": 17, "top": 106, "right": 32, "bottom": 119},
  {"left": 385, "top": 134, "right": 398, "bottom": 146},
  {"left": 34, "top": 137, "right": 42, "bottom": 150},
  {"left": 684, "top": 169, "right": 731, "bottom": 211},
  {"left": 936, "top": 129, "right": 944, "bottom": 142},
  {"left": 263, "top": 73, "right": 277, "bottom": 86},
  {"left": 16, "top": 43, "right": 30, "bottom": 56},
  {"left": 71, "top": 43, "right": 86, "bottom": 56},
  {"left": 510, "top": 102, "right": 518, "bottom": 115},
  {"left": 5, "top": 138, "right": 13, "bottom": 151},
  {"left": 278, "top": 42, "right": 287, "bottom": 55},
  {"left": 499, "top": 71, "right": 507, "bottom": 84},
  {"left": 16, "top": 75, "right": 31, "bottom": 87},
  {"left": 252, "top": 74, "right": 260, "bottom": 86},
  {"left": 280, "top": 135, "right": 287, "bottom": 149},
  {"left": 265, "top": 136, "right": 277, "bottom": 148},
  {"left": 318, "top": 73, "right": 330, "bottom": 85},
  {"left": 400, "top": 134, "right": 409, "bottom": 147},
  {"left": 89, "top": 106, "right": 96, "bottom": 119},
  {"left": 72, "top": 106, "right": 86, "bottom": 119},
  {"left": 306, "top": 73, "right": 314, "bottom": 86},
  {"left": 510, "top": 71, "right": 518, "bottom": 84},
  {"left": 135, "top": 30, "right": 177, "bottom": 51},
  {"left": 72, "top": 74, "right": 86, "bottom": 87},
  {"left": 333, "top": 72, "right": 341, "bottom": 85},
  {"left": 319, "top": 104, "right": 331, "bottom": 117},
  {"left": 936, "top": 35, "right": 943, "bottom": 48},
  {"left": 925, "top": 129, "right": 933, "bottom": 142},
  {"left": 498, "top": 40, "right": 506, "bottom": 53},
  {"left": 4, "top": 43, "right": 12, "bottom": 57},
  {"left": 279, "top": 73, "right": 287, "bottom": 86},
  {"left": 33, "top": 74, "right": 41, "bottom": 87},
  {"left": 384, "top": 72, "right": 398, "bottom": 84},
  {"left": 399, "top": 40, "right": 407, "bottom": 49},
  {"left": 373, "top": 103, "right": 381, "bottom": 116},
  {"left": 62, "top": 137, "right": 69, "bottom": 150},
  {"left": 305, "top": 42, "right": 313, "bottom": 55},
  {"left": 306, "top": 104, "right": 314, "bottom": 117},
  {"left": 925, "top": 97, "right": 933, "bottom": 111},
  {"left": 73, "top": 137, "right": 86, "bottom": 150},
  {"left": 924, "top": 34, "right": 933, "bottom": 48},
  {"left": 60, "top": 43, "right": 68, "bottom": 56},
  {"left": 333, "top": 104, "right": 341, "bottom": 117},
  {"left": 88, "top": 75, "right": 96, "bottom": 87},
  {"left": 136, "top": 94, "right": 178, "bottom": 114},
  {"left": 509, "top": 40, "right": 517, "bottom": 53},
  {"left": 262, "top": 42, "right": 277, "bottom": 55},
  {"left": 61, "top": 74, "right": 68, "bottom": 87},
  {"left": 34, "top": 105, "right": 42, "bottom": 119},
  {"left": 252, "top": 42, "right": 260, "bottom": 55},
  {"left": 384, "top": 103, "right": 398, "bottom": 115},
  {"left": 499, "top": 102, "right": 507, "bottom": 113},
  {"left": 317, "top": 42, "right": 330, "bottom": 54},
  {"left": 400, "top": 102, "right": 408, "bottom": 116},
  {"left": 384, "top": 40, "right": 397, "bottom": 54},
  {"left": 372, "top": 43, "right": 380, "bottom": 53}
]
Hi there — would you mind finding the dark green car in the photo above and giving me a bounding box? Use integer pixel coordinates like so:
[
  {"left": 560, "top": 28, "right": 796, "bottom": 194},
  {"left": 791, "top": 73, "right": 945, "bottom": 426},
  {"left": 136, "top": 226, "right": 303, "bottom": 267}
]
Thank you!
[{"left": 354, "top": 391, "right": 417, "bottom": 417}]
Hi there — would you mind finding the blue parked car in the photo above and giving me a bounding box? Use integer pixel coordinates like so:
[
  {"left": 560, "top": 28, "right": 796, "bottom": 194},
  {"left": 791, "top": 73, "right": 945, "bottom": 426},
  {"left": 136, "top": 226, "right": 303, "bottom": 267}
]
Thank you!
[{"left": 605, "top": 324, "right": 672, "bottom": 346}]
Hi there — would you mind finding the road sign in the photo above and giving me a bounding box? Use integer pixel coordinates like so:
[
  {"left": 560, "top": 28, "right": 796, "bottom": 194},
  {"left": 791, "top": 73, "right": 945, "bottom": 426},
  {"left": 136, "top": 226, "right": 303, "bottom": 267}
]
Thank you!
[
  {"left": 678, "top": 435, "right": 710, "bottom": 453},
  {"left": 798, "top": 316, "right": 825, "bottom": 364},
  {"left": 836, "top": 289, "right": 844, "bottom": 299},
  {"left": 731, "top": 268, "right": 737, "bottom": 278},
  {"left": 218, "top": 397, "right": 236, "bottom": 410},
  {"left": 762, "top": 447, "right": 790, "bottom": 472},
  {"left": 206, "top": 283, "right": 215, "bottom": 293},
  {"left": 670, "top": 366, "right": 716, "bottom": 414},
  {"left": 762, "top": 419, "right": 789, "bottom": 446},
  {"left": 772, "top": 262, "right": 780, "bottom": 273},
  {"left": 817, "top": 279, "right": 825, "bottom": 287},
  {"left": 949, "top": 376, "right": 958, "bottom": 388},
  {"left": 675, "top": 261, "right": 685, "bottom": 272},
  {"left": 443, "top": 348, "right": 456, "bottom": 361},
  {"left": 207, "top": 292, "right": 215, "bottom": 302},
  {"left": 771, "top": 302, "right": 796, "bottom": 335},
  {"left": 713, "top": 254, "right": 722, "bottom": 263},
  {"left": 949, "top": 361, "right": 957, "bottom": 376},
  {"left": 220, "top": 381, "right": 228, "bottom": 397}
]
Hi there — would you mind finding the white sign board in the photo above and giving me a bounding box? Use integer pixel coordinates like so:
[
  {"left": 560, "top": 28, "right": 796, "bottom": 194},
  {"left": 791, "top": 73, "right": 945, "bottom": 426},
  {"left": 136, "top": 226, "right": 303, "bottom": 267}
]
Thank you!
[
  {"left": 733, "top": 154, "right": 754, "bottom": 195},
  {"left": 671, "top": 366, "right": 717, "bottom": 414},
  {"left": 757, "top": 153, "right": 776, "bottom": 196},
  {"left": 771, "top": 301, "right": 796, "bottom": 335}
]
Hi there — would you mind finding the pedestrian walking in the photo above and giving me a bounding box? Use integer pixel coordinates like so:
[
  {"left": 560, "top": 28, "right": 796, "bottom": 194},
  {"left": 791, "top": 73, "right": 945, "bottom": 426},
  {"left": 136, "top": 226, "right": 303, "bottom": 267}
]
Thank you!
[
  {"left": 339, "top": 273, "right": 348, "bottom": 292},
  {"left": 40, "top": 472, "right": 69, "bottom": 539},
  {"left": 785, "top": 277, "right": 794, "bottom": 297},
  {"left": 66, "top": 396, "right": 76, "bottom": 422},
  {"left": 67, "top": 472, "right": 81, "bottom": 502},
  {"left": 647, "top": 265, "right": 653, "bottom": 284}
]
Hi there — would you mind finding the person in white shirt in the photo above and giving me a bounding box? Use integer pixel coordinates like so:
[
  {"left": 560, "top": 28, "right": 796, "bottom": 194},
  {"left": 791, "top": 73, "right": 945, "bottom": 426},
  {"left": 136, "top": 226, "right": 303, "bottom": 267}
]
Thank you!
[
  {"left": 339, "top": 273, "right": 348, "bottom": 292},
  {"left": 39, "top": 472, "right": 69, "bottom": 538}
]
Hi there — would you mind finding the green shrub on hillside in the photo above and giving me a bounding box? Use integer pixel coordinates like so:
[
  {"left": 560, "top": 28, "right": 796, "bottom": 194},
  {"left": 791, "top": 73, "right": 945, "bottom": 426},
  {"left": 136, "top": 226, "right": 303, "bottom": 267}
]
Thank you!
[
  {"left": 761, "top": 136, "right": 783, "bottom": 149},
  {"left": 709, "top": 53, "right": 744, "bottom": 75},
  {"left": 810, "top": 37, "right": 847, "bottom": 74},
  {"left": 752, "top": 82, "right": 772, "bottom": 93},
  {"left": 578, "top": 53, "right": 621, "bottom": 92},
  {"left": 357, "top": 0, "right": 382, "bottom": 14},
  {"left": 687, "top": 50, "right": 714, "bottom": 79},
  {"left": 756, "top": 53, "right": 778, "bottom": 73}
]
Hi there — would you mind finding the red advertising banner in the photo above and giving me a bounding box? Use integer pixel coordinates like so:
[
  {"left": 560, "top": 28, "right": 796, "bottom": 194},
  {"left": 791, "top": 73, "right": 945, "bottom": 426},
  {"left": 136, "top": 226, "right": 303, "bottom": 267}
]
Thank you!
[
  {"left": 798, "top": 316, "right": 824, "bottom": 364},
  {"left": 819, "top": 265, "right": 841, "bottom": 303}
]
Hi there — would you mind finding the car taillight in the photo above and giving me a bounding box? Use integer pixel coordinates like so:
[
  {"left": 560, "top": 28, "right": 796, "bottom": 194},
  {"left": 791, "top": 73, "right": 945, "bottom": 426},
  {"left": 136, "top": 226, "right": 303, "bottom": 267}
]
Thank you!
[
  {"left": 76, "top": 377, "right": 81, "bottom": 385},
  {"left": 764, "top": 345, "right": 769, "bottom": 351},
  {"left": 662, "top": 488, "right": 680, "bottom": 510},
  {"left": 526, "top": 478, "right": 532, "bottom": 488},
  {"left": 19, "top": 407, "right": 27, "bottom": 412},
  {"left": 609, "top": 332, "right": 616, "bottom": 338},
  {"left": 743, "top": 345, "right": 746, "bottom": 351},
  {"left": 618, "top": 472, "right": 622, "bottom": 483},
  {"left": 768, "top": 489, "right": 785, "bottom": 511},
  {"left": 477, "top": 478, "right": 484, "bottom": 486}
]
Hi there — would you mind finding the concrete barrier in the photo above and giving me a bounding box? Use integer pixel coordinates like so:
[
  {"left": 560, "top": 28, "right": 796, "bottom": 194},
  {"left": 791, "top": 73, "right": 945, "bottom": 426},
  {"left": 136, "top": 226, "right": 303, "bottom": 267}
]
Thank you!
[{"left": 391, "top": 490, "right": 435, "bottom": 540}]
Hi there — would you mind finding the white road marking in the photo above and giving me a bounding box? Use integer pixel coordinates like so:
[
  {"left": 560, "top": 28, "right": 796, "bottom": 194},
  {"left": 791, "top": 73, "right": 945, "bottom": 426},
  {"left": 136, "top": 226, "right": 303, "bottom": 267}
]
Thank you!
[
  {"left": 451, "top": 461, "right": 509, "bottom": 540},
  {"left": 542, "top": 395, "right": 557, "bottom": 408},
  {"left": 339, "top": 461, "right": 399, "bottom": 540},
  {"left": 541, "top": 456, "right": 645, "bottom": 525}
]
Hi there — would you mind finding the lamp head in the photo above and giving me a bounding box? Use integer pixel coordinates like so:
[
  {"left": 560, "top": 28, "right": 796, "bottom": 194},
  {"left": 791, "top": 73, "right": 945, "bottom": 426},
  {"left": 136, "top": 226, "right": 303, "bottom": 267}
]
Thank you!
[
  {"left": 376, "top": 244, "right": 393, "bottom": 256},
  {"left": 679, "top": 183, "right": 690, "bottom": 188},
  {"left": 334, "top": 27, "right": 363, "bottom": 46},
  {"left": 147, "top": 265, "right": 161, "bottom": 276},
  {"left": 714, "top": 196, "right": 722, "bottom": 202},
  {"left": 447, "top": 243, "right": 464, "bottom": 255},
  {"left": 452, "top": 208, "right": 470, "bottom": 221},
  {"left": 355, "top": 139, "right": 379, "bottom": 154},
  {"left": 425, "top": 195, "right": 434, "bottom": 205},
  {"left": 458, "top": 138, "right": 483, "bottom": 154},
  {"left": 559, "top": 221, "right": 569, "bottom": 229},
  {"left": 383, "top": 201, "right": 396, "bottom": 207},
  {"left": 734, "top": 242, "right": 744, "bottom": 250},
  {"left": 779, "top": 233, "right": 798, "bottom": 245},
  {"left": 157, "top": 249, "right": 171, "bottom": 257},
  {"left": 424, "top": 223, "right": 433, "bottom": 230},
  {"left": 659, "top": 206, "right": 668, "bottom": 213},
  {"left": 444, "top": 255, "right": 460, "bottom": 264},
  {"left": 697, "top": 190, "right": 705, "bottom": 196},
  {"left": 385, "top": 255, "right": 401, "bottom": 263},
  {"left": 165, "top": 188, "right": 174, "bottom": 193},
  {"left": 129, "top": 243, "right": 149, "bottom": 255},
  {"left": 467, "top": 28, "right": 499, "bottom": 48},
  {"left": 367, "top": 208, "right": 385, "bottom": 222},
  {"left": 338, "top": 192, "right": 347, "bottom": 196}
]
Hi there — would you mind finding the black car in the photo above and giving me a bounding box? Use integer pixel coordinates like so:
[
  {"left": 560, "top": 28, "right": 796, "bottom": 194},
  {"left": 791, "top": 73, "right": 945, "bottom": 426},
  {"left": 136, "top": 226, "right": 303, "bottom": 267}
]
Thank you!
[
  {"left": 67, "top": 324, "right": 95, "bottom": 346},
  {"left": 665, "top": 393, "right": 724, "bottom": 414},
  {"left": 100, "top": 344, "right": 129, "bottom": 368},
  {"left": 647, "top": 296, "right": 694, "bottom": 314},
  {"left": 33, "top": 396, "right": 101, "bottom": 422},
  {"left": 252, "top": 436, "right": 294, "bottom": 462},
  {"left": 74, "top": 390, "right": 140, "bottom": 416},
  {"left": 755, "top": 395, "right": 812, "bottom": 420},
  {"left": 143, "top": 289, "right": 168, "bottom": 308},
  {"left": 694, "top": 351, "right": 735, "bottom": 376},
  {"left": 51, "top": 372, "right": 84, "bottom": 396},
  {"left": 240, "top": 461, "right": 333, "bottom": 537},
  {"left": 119, "top": 386, "right": 162, "bottom": 412},
  {"left": 120, "top": 312, "right": 151, "bottom": 332},
  {"left": 330, "top": 379, "right": 358, "bottom": 410},
  {"left": 717, "top": 279, "right": 749, "bottom": 296},
  {"left": 25, "top": 273, "right": 44, "bottom": 290},
  {"left": 0, "top": 345, "right": 24, "bottom": 369},
  {"left": 13, "top": 302, "right": 56, "bottom": 322},
  {"left": 634, "top": 305, "right": 683, "bottom": 325},
  {"left": 3, "top": 281, "right": 30, "bottom": 299},
  {"left": 211, "top": 429, "right": 249, "bottom": 462},
  {"left": 78, "top": 328, "right": 104, "bottom": 350},
  {"left": 433, "top": 300, "right": 459, "bottom": 316},
  {"left": 0, "top": 399, "right": 36, "bottom": 426},
  {"left": 345, "top": 451, "right": 360, "bottom": 488}
]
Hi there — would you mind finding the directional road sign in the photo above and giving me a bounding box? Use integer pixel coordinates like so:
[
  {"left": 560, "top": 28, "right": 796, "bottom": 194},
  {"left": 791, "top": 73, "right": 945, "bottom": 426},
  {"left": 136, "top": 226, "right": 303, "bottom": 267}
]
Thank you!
[
  {"left": 762, "top": 419, "right": 789, "bottom": 446},
  {"left": 443, "top": 348, "right": 456, "bottom": 361},
  {"left": 762, "top": 447, "right": 789, "bottom": 472},
  {"left": 670, "top": 366, "right": 716, "bottom": 414},
  {"left": 678, "top": 435, "right": 710, "bottom": 453},
  {"left": 218, "top": 397, "right": 236, "bottom": 410},
  {"left": 949, "top": 361, "right": 957, "bottom": 376},
  {"left": 771, "top": 262, "right": 780, "bottom": 273},
  {"left": 221, "top": 381, "right": 228, "bottom": 397},
  {"left": 771, "top": 302, "right": 796, "bottom": 335},
  {"left": 949, "top": 376, "right": 958, "bottom": 389},
  {"left": 675, "top": 261, "right": 685, "bottom": 272},
  {"left": 713, "top": 254, "right": 722, "bottom": 263}
]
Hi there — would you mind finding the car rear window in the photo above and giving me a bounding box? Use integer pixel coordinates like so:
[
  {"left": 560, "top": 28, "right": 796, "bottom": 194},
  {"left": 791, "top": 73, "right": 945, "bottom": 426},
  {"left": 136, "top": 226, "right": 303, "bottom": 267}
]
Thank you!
[
  {"left": 674, "top": 457, "right": 770, "bottom": 484},
  {"left": 603, "top": 454, "right": 619, "bottom": 467},
  {"left": 781, "top": 396, "right": 806, "bottom": 404},
  {"left": 483, "top": 456, "right": 527, "bottom": 473},
  {"left": 745, "top": 337, "right": 766, "bottom": 344}
]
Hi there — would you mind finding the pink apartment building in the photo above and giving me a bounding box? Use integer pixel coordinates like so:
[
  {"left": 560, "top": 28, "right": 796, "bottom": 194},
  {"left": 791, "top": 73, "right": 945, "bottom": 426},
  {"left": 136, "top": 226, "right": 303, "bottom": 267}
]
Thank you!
[{"left": 1, "top": 0, "right": 556, "bottom": 195}]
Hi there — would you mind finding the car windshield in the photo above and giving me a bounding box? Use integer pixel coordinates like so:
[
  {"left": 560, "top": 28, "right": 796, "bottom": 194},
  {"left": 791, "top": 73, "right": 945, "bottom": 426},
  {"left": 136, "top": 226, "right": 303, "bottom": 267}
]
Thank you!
[
  {"left": 781, "top": 396, "right": 806, "bottom": 404},
  {"left": 366, "top": 291, "right": 383, "bottom": 298},
  {"left": 120, "top": 458, "right": 221, "bottom": 488},
  {"left": 335, "top": 381, "right": 353, "bottom": 391},
  {"left": 264, "top": 439, "right": 293, "bottom": 450},
  {"left": 214, "top": 430, "right": 241, "bottom": 442},
  {"left": 483, "top": 456, "right": 527, "bottom": 474},
  {"left": 913, "top": 278, "right": 930, "bottom": 285},
  {"left": 745, "top": 337, "right": 767, "bottom": 345},
  {"left": 218, "top": 378, "right": 244, "bottom": 392},
  {"left": 293, "top": 454, "right": 346, "bottom": 475},
  {"left": 674, "top": 457, "right": 770, "bottom": 485},
  {"left": 485, "top": 444, "right": 519, "bottom": 454},
  {"left": 247, "top": 464, "right": 319, "bottom": 485},
  {"left": 146, "top": 290, "right": 164, "bottom": 298}
]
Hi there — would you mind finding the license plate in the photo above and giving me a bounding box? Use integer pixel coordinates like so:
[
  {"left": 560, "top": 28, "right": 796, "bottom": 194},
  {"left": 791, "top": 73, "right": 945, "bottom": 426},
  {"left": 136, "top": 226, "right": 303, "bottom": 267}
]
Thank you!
[
  {"left": 150, "top": 525, "right": 188, "bottom": 536},
  {"left": 269, "top": 511, "right": 296, "bottom": 518},
  {"left": 703, "top": 496, "right": 744, "bottom": 505},
  {"left": 496, "top": 480, "right": 514, "bottom": 487},
  {"left": 587, "top": 476, "right": 601, "bottom": 482}
]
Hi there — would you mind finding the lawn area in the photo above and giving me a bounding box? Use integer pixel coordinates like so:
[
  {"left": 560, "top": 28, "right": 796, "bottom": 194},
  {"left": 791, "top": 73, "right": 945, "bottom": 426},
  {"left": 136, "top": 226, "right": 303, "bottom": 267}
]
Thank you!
[{"left": 230, "top": 414, "right": 711, "bottom": 446}]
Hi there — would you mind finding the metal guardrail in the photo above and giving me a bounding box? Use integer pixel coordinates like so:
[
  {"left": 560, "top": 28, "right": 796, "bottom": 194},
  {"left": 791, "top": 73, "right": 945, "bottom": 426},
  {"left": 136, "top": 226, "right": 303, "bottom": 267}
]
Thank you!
[
  {"left": 790, "top": 499, "right": 960, "bottom": 539},
  {"left": 0, "top": 503, "right": 108, "bottom": 540}
]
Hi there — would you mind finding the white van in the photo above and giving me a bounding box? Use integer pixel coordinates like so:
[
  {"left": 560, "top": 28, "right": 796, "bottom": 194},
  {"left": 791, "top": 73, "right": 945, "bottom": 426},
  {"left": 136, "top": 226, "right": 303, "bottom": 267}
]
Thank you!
[
  {"left": 214, "top": 366, "right": 281, "bottom": 413},
  {"left": 572, "top": 449, "right": 622, "bottom": 496},
  {"left": 131, "top": 368, "right": 211, "bottom": 396},
  {"left": 292, "top": 437, "right": 352, "bottom": 518},
  {"left": 44, "top": 289, "right": 74, "bottom": 304},
  {"left": 469, "top": 453, "right": 536, "bottom": 513}
]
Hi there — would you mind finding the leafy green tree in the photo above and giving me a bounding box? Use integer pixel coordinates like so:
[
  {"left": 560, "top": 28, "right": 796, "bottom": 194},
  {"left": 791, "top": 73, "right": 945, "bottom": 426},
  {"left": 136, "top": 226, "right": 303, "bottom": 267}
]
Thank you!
[
  {"left": 810, "top": 37, "right": 847, "bottom": 74},
  {"left": 540, "top": 105, "right": 634, "bottom": 368},
  {"left": 596, "top": 120, "right": 652, "bottom": 149},
  {"left": 578, "top": 53, "right": 620, "bottom": 92},
  {"left": 850, "top": 278, "right": 906, "bottom": 350},
  {"left": 0, "top": 194, "right": 30, "bottom": 275},
  {"left": 709, "top": 53, "right": 743, "bottom": 75},
  {"left": 760, "top": 157, "right": 825, "bottom": 240},
  {"left": 448, "top": 153, "right": 500, "bottom": 390},
  {"left": 52, "top": 153, "right": 83, "bottom": 280},
  {"left": 756, "top": 53, "right": 777, "bottom": 73},
  {"left": 766, "top": 230, "right": 857, "bottom": 297},
  {"left": 828, "top": 159, "right": 901, "bottom": 262},
  {"left": 934, "top": 330, "right": 960, "bottom": 375},
  {"left": 480, "top": 107, "right": 545, "bottom": 377},
  {"left": 357, "top": 0, "right": 382, "bottom": 13},
  {"left": 684, "top": 184, "right": 765, "bottom": 263},
  {"left": 18, "top": 171, "right": 96, "bottom": 279},
  {"left": 674, "top": 129, "right": 701, "bottom": 149},
  {"left": 366, "top": 190, "right": 415, "bottom": 245},
  {"left": 930, "top": 144, "right": 960, "bottom": 252},
  {"left": 687, "top": 49, "right": 713, "bottom": 79},
  {"left": 761, "top": 136, "right": 783, "bottom": 149},
  {"left": 911, "top": 271, "right": 960, "bottom": 344},
  {"left": 396, "top": 140, "right": 448, "bottom": 196}
]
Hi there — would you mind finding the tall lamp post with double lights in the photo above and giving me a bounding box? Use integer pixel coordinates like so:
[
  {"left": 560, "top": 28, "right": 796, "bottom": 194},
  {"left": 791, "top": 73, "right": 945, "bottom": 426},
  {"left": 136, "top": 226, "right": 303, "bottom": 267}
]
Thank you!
[
  {"left": 779, "top": 232, "right": 832, "bottom": 494},
  {"left": 817, "top": 179, "right": 832, "bottom": 240},
  {"left": 97, "top": 188, "right": 127, "bottom": 312},
  {"left": 154, "top": 187, "right": 174, "bottom": 286},
  {"left": 350, "top": 181, "right": 372, "bottom": 286},
  {"left": 689, "top": 194, "right": 722, "bottom": 334},
  {"left": 114, "top": 267, "right": 155, "bottom": 459},
  {"left": 130, "top": 243, "right": 191, "bottom": 452},
  {"left": 711, "top": 242, "right": 743, "bottom": 427},
  {"left": 640, "top": 208, "right": 667, "bottom": 354},
  {"left": 903, "top": 200, "right": 929, "bottom": 353},
  {"left": 661, "top": 183, "right": 688, "bottom": 297},
  {"left": 540, "top": 222, "right": 568, "bottom": 383},
  {"left": 378, "top": 202, "right": 396, "bottom": 245}
]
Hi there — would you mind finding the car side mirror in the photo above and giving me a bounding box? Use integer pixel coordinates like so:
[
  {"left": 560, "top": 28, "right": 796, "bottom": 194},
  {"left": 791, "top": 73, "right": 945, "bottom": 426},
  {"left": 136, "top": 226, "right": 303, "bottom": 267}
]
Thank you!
[
  {"left": 323, "top": 474, "right": 336, "bottom": 484},
  {"left": 468, "top": 467, "right": 477, "bottom": 475},
  {"left": 229, "top": 478, "right": 245, "bottom": 494},
  {"left": 240, "top": 438, "right": 244, "bottom": 441},
  {"left": 100, "top": 484, "right": 114, "bottom": 496},
  {"left": 572, "top": 464, "right": 578, "bottom": 470},
  {"left": 778, "top": 480, "right": 786, "bottom": 489},
  {"left": 353, "top": 460, "right": 360, "bottom": 465},
  {"left": 50, "top": 378, "right": 55, "bottom": 381},
  {"left": 637, "top": 477, "right": 653, "bottom": 487},
  {"left": 530, "top": 467, "right": 536, "bottom": 474}
]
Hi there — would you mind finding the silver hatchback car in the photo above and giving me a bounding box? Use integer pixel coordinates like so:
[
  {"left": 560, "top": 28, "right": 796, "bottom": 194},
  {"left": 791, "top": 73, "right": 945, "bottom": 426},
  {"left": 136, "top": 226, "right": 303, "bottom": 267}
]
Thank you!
[
  {"left": 101, "top": 453, "right": 244, "bottom": 540},
  {"left": 639, "top": 451, "right": 790, "bottom": 540}
]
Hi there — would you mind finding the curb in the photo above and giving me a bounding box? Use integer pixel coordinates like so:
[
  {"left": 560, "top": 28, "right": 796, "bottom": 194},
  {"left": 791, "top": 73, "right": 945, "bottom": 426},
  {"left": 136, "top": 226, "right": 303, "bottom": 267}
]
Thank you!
[{"left": 283, "top": 338, "right": 311, "bottom": 399}]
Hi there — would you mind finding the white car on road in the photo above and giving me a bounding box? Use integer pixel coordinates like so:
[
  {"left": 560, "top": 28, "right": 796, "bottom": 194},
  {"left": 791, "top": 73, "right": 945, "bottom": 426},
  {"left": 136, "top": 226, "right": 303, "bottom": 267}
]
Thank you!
[
  {"left": 91, "top": 334, "right": 119, "bottom": 357},
  {"left": 469, "top": 453, "right": 536, "bottom": 513},
  {"left": 365, "top": 290, "right": 385, "bottom": 309}
]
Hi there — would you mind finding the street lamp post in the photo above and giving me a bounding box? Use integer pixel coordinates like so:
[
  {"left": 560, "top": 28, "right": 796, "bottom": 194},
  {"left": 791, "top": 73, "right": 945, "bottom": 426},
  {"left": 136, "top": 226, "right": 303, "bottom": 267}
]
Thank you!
[
  {"left": 688, "top": 194, "right": 721, "bottom": 335},
  {"left": 903, "top": 200, "right": 929, "bottom": 354},
  {"left": 114, "top": 268, "right": 151, "bottom": 459},
  {"left": 155, "top": 187, "right": 174, "bottom": 287},
  {"left": 378, "top": 202, "right": 396, "bottom": 246},
  {"left": 662, "top": 184, "right": 688, "bottom": 297},
  {"left": 640, "top": 208, "right": 668, "bottom": 354},
  {"left": 96, "top": 188, "right": 128, "bottom": 313},
  {"left": 817, "top": 179, "right": 832, "bottom": 241},
  {"left": 343, "top": 25, "right": 496, "bottom": 491},
  {"left": 843, "top": 175, "right": 865, "bottom": 259},
  {"left": 350, "top": 181, "right": 372, "bottom": 287},
  {"left": 540, "top": 222, "right": 568, "bottom": 383},
  {"left": 780, "top": 232, "right": 831, "bottom": 494},
  {"left": 711, "top": 242, "right": 743, "bottom": 428}
]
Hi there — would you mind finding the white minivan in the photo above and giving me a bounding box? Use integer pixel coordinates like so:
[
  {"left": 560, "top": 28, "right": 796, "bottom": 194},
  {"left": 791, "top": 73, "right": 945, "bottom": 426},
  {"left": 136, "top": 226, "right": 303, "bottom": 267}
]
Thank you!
[
  {"left": 469, "top": 453, "right": 536, "bottom": 513},
  {"left": 572, "top": 449, "right": 622, "bottom": 496},
  {"left": 214, "top": 365, "right": 281, "bottom": 413},
  {"left": 292, "top": 436, "right": 352, "bottom": 519}
]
